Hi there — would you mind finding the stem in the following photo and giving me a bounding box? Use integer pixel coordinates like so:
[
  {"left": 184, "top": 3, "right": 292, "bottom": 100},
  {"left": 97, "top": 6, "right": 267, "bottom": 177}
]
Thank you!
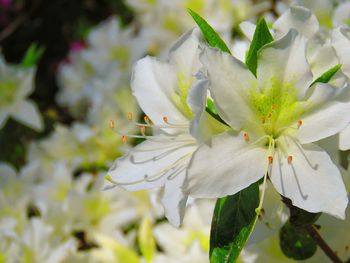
[{"left": 306, "top": 225, "right": 343, "bottom": 263}]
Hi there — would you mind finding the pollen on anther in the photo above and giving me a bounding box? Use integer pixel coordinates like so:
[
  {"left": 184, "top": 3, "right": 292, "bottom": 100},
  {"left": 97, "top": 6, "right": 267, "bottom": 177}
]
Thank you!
[
  {"left": 140, "top": 125, "right": 146, "bottom": 135},
  {"left": 122, "top": 135, "right": 127, "bottom": 143},
  {"left": 144, "top": 116, "right": 150, "bottom": 124},
  {"left": 163, "top": 116, "right": 168, "bottom": 123},
  {"left": 287, "top": 155, "right": 293, "bottom": 164},
  {"left": 127, "top": 112, "right": 133, "bottom": 120},
  {"left": 297, "top": 119, "right": 303, "bottom": 128},
  {"left": 243, "top": 132, "right": 250, "bottom": 142},
  {"left": 268, "top": 155, "right": 273, "bottom": 164},
  {"left": 109, "top": 120, "right": 115, "bottom": 129}
]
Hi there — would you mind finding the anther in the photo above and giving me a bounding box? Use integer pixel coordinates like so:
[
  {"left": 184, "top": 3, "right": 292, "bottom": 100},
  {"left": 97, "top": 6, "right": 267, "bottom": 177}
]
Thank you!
[
  {"left": 243, "top": 132, "right": 250, "bottom": 142},
  {"left": 144, "top": 116, "right": 150, "bottom": 124},
  {"left": 287, "top": 155, "right": 293, "bottom": 164},
  {"left": 127, "top": 112, "right": 133, "bottom": 120},
  {"left": 261, "top": 117, "right": 266, "bottom": 124},
  {"left": 140, "top": 126, "right": 146, "bottom": 136},
  {"left": 268, "top": 155, "right": 273, "bottom": 164},
  {"left": 109, "top": 120, "right": 115, "bottom": 129},
  {"left": 122, "top": 135, "right": 127, "bottom": 143},
  {"left": 163, "top": 116, "right": 168, "bottom": 124},
  {"left": 297, "top": 120, "right": 303, "bottom": 128},
  {"left": 267, "top": 112, "right": 272, "bottom": 118}
]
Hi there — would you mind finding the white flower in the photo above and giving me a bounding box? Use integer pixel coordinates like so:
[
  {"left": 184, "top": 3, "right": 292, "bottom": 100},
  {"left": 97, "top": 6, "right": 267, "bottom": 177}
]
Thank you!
[
  {"left": 0, "top": 54, "right": 43, "bottom": 130},
  {"left": 106, "top": 29, "right": 224, "bottom": 226},
  {"left": 186, "top": 29, "right": 350, "bottom": 219}
]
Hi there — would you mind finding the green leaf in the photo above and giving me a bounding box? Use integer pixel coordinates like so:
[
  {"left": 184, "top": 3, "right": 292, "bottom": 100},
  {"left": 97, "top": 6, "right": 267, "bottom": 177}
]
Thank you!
[
  {"left": 209, "top": 182, "right": 260, "bottom": 263},
  {"left": 188, "top": 8, "right": 231, "bottom": 54},
  {"left": 279, "top": 222, "right": 317, "bottom": 260},
  {"left": 311, "top": 64, "right": 342, "bottom": 86},
  {"left": 21, "top": 43, "right": 45, "bottom": 68},
  {"left": 245, "top": 18, "right": 274, "bottom": 76}
]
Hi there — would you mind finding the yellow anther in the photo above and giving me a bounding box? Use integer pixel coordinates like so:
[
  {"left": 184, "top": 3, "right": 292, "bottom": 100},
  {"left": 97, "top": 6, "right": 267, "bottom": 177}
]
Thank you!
[
  {"left": 297, "top": 119, "right": 303, "bottom": 128},
  {"left": 109, "top": 119, "right": 115, "bottom": 129},
  {"left": 288, "top": 155, "right": 293, "bottom": 164},
  {"left": 127, "top": 112, "right": 133, "bottom": 120},
  {"left": 122, "top": 135, "right": 127, "bottom": 143},
  {"left": 268, "top": 155, "right": 273, "bottom": 164},
  {"left": 144, "top": 115, "right": 150, "bottom": 124},
  {"left": 243, "top": 132, "right": 250, "bottom": 142},
  {"left": 163, "top": 116, "right": 168, "bottom": 123}
]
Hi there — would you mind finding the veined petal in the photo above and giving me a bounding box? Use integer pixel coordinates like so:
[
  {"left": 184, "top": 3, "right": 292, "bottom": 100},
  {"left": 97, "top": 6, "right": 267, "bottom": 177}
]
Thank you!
[
  {"left": 107, "top": 136, "right": 196, "bottom": 192},
  {"left": 131, "top": 56, "right": 188, "bottom": 126},
  {"left": 185, "top": 131, "right": 268, "bottom": 198},
  {"left": 257, "top": 29, "right": 313, "bottom": 99},
  {"left": 200, "top": 47, "right": 258, "bottom": 131},
  {"left": 297, "top": 83, "right": 350, "bottom": 144},
  {"left": 270, "top": 140, "right": 348, "bottom": 219},
  {"left": 12, "top": 100, "right": 43, "bottom": 131},
  {"left": 273, "top": 6, "right": 319, "bottom": 39},
  {"left": 161, "top": 169, "right": 188, "bottom": 227}
]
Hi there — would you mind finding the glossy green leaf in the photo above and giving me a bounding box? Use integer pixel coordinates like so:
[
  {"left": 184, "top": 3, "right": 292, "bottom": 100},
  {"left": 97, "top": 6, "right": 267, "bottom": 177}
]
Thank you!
[
  {"left": 279, "top": 222, "right": 317, "bottom": 260},
  {"left": 246, "top": 18, "right": 273, "bottom": 76},
  {"left": 210, "top": 182, "right": 259, "bottom": 263},
  {"left": 311, "top": 64, "right": 342, "bottom": 86},
  {"left": 188, "top": 9, "right": 231, "bottom": 54},
  {"left": 21, "top": 43, "right": 45, "bottom": 68}
]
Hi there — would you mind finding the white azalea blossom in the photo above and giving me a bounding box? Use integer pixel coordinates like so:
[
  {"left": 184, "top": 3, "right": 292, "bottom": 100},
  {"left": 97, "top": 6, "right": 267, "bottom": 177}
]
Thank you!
[
  {"left": 0, "top": 54, "right": 43, "bottom": 131},
  {"left": 186, "top": 29, "right": 350, "bottom": 219}
]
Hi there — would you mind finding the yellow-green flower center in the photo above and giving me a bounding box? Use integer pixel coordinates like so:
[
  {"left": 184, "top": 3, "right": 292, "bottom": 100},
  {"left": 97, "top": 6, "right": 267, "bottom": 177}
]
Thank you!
[
  {"left": 0, "top": 80, "right": 16, "bottom": 108},
  {"left": 172, "top": 72, "right": 194, "bottom": 119}
]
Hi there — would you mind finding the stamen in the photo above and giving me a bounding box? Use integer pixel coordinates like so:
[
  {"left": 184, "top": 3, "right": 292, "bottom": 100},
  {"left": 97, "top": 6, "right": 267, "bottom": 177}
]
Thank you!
[
  {"left": 127, "top": 112, "right": 133, "bottom": 120},
  {"left": 109, "top": 119, "right": 115, "bottom": 129},
  {"left": 144, "top": 116, "right": 150, "bottom": 124},
  {"left": 261, "top": 117, "right": 266, "bottom": 124},
  {"left": 140, "top": 126, "right": 146, "bottom": 136},
  {"left": 122, "top": 135, "right": 127, "bottom": 143},
  {"left": 243, "top": 132, "right": 250, "bottom": 142},
  {"left": 287, "top": 155, "right": 293, "bottom": 164},
  {"left": 268, "top": 155, "right": 273, "bottom": 164},
  {"left": 163, "top": 116, "right": 168, "bottom": 123},
  {"left": 297, "top": 119, "right": 303, "bottom": 128},
  {"left": 267, "top": 112, "right": 272, "bottom": 118}
]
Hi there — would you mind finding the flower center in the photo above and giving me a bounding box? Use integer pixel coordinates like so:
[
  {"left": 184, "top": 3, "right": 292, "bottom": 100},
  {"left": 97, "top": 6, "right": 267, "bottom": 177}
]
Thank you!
[
  {"left": 171, "top": 72, "right": 194, "bottom": 119},
  {"left": 249, "top": 78, "right": 305, "bottom": 138},
  {"left": 0, "top": 80, "right": 16, "bottom": 108}
]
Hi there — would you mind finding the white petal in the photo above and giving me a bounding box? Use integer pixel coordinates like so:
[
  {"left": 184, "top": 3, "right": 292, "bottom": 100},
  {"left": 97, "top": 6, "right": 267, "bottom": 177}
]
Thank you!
[
  {"left": 0, "top": 111, "right": 9, "bottom": 129},
  {"left": 332, "top": 27, "right": 350, "bottom": 78},
  {"left": 257, "top": 29, "right": 313, "bottom": 99},
  {"left": 12, "top": 100, "right": 43, "bottom": 131},
  {"left": 273, "top": 6, "right": 319, "bottom": 39},
  {"left": 161, "top": 169, "right": 188, "bottom": 227},
  {"left": 239, "top": 21, "right": 256, "bottom": 41},
  {"left": 333, "top": 2, "right": 350, "bottom": 27},
  {"left": 339, "top": 124, "right": 350, "bottom": 151},
  {"left": 270, "top": 141, "right": 348, "bottom": 219},
  {"left": 186, "top": 131, "right": 268, "bottom": 198},
  {"left": 169, "top": 29, "right": 201, "bottom": 77},
  {"left": 107, "top": 136, "right": 196, "bottom": 191},
  {"left": 131, "top": 56, "right": 188, "bottom": 125},
  {"left": 200, "top": 47, "right": 258, "bottom": 130},
  {"left": 297, "top": 83, "right": 350, "bottom": 144}
]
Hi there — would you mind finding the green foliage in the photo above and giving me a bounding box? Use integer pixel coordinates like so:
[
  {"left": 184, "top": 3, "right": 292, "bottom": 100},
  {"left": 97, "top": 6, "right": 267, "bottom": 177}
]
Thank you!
[
  {"left": 210, "top": 182, "right": 260, "bottom": 263},
  {"left": 187, "top": 9, "right": 231, "bottom": 54},
  {"left": 246, "top": 18, "right": 273, "bottom": 76},
  {"left": 279, "top": 222, "right": 317, "bottom": 260},
  {"left": 21, "top": 43, "right": 45, "bottom": 68},
  {"left": 311, "top": 64, "right": 342, "bottom": 86}
]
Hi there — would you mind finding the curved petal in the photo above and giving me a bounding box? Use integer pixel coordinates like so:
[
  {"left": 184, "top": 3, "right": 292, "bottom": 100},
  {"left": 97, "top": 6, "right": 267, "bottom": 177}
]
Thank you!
[
  {"left": 273, "top": 6, "right": 319, "bottom": 39},
  {"left": 12, "top": 100, "right": 43, "bottom": 131},
  {"left": 131, "top": 56, "right": 188, "bottom": 125},
  {"left": 200, "top": 47, "right": 258, "bottom": 131},
  {"left": 257, "top": 29, "right": 313, "bottom": 99},
  {"left": 332, "top": 27, "right": 350, "bottom": 78},
  {"left": 185, "top": 131, "right": 268, "bottom": 198},
  {"left": 161, "top": 169, "right": 188, "bottom": 227},
  {"left": 107, "top": 136, "right": 196, "bottom": 192},
  {"left": 297, "top": 83, "right": 350, "bottom": 144},
  {"left": 239, "top": 21, "right": 256, "bottom": 41},
  {"left": 270, "top": 141, "right": 348, "bottom": 219},
  {"left": 339, "top": 124, "right": 350, "bottom": 151}
]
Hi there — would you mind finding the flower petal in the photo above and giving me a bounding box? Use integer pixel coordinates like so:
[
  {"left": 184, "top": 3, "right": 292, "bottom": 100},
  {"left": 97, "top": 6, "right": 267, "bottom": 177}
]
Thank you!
[
  {"left": 297, "top": 82, "right": 350, "bottom": 144},
  {"left": 257, "top": 29, "right": 313, "bottom": 99},
  {"left": 107, "top": 136, "right": 196, "bottom": 192},
  {"left": 339, "top": 124, "right": 350, "bottom": 151},
  {"left": 131, "top": 56, "right": 188, "bottom": 125},
  {"left": 12, "top": 100, "right": 43, "bottom": 131},
  {"left": 270, "top": 140, "right": 348, "bottom": 219},
  {"left": 200, "top": 47, "right": 258, "bottom": 130},
  {"left": 273, "top": 6, "right": 319, "bottom": 39},
  {"left": 186, "top": 131, "right": 268, "bottom": 198},
  {"left": 332, "top": 27, "right": 350, "bottom": 78}
]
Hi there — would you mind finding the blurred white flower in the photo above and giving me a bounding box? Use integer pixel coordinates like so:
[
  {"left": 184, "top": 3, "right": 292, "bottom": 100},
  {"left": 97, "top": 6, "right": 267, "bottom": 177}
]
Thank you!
[{"left": 0, "top": 54, "right": 43, "bottom": 130}]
